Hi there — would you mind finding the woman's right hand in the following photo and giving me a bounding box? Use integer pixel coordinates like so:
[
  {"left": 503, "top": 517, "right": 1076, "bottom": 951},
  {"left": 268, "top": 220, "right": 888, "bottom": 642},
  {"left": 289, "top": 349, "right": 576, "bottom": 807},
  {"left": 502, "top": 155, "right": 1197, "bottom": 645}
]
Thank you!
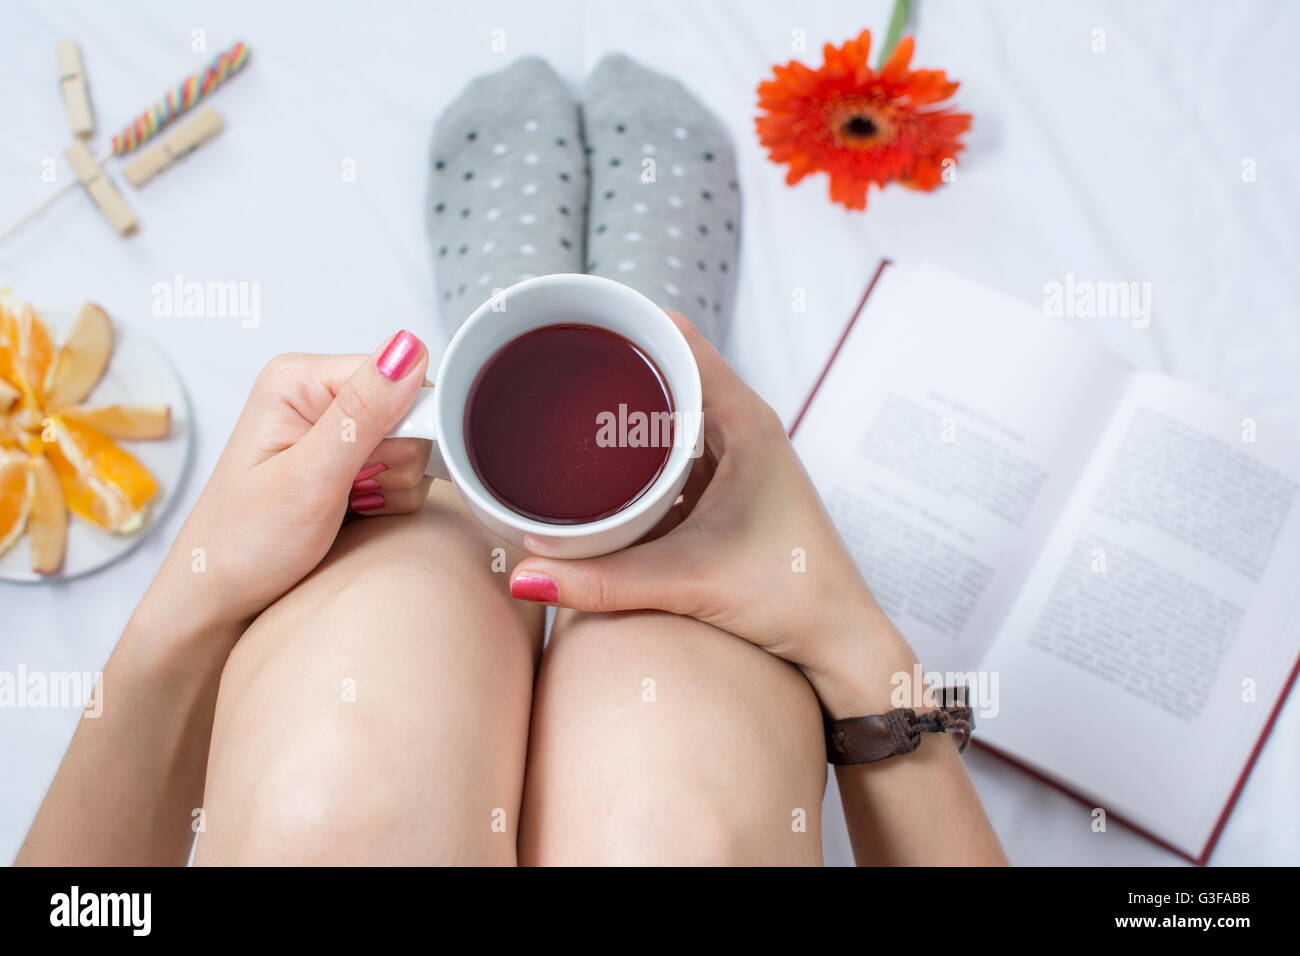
[
  {"left": 509, "top": 312, "right": 917, "bottom": 713},
  {"left": 139, "top": 333, "right": 433, "bottom": 646}
]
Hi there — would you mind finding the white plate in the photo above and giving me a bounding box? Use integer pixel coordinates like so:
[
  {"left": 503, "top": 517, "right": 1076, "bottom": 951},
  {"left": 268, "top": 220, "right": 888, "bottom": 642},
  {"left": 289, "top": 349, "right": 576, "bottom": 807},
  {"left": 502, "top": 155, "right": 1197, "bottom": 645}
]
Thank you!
[{"left": 0, "top": 304, "right": 192, "bottom": 583}]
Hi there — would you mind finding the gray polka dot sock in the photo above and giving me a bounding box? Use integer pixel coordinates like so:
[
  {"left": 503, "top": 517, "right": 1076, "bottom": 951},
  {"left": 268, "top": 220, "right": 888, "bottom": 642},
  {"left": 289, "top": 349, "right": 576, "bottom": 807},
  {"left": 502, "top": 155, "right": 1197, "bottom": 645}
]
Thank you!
[
  {"left": 581, "top": 54, "right": 742, "bottom": 346},
  {"left": 427, "top": 57, "right": 587, "bottom": 339}
]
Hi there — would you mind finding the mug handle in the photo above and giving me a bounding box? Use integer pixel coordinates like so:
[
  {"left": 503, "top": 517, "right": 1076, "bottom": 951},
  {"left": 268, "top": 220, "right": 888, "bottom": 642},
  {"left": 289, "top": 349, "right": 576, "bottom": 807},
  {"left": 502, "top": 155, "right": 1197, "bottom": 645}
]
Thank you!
[{"left": 386, "top": 385, "right": 451, "bottom": 480}]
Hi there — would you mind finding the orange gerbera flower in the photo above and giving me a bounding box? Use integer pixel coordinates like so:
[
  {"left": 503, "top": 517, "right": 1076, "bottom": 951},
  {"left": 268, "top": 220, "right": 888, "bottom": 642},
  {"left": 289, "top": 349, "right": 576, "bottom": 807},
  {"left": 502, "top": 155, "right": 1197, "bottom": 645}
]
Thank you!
[{"left": 756, "top": 30, "right": 971, "bottom": 210}]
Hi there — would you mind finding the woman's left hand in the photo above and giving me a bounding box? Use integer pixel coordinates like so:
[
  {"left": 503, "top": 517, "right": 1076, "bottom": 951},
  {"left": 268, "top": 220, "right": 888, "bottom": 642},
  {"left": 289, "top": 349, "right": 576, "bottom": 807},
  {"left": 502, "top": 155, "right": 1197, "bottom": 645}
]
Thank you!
[{"left": 152, "top": 330, "right": 432, "bottom": 631}]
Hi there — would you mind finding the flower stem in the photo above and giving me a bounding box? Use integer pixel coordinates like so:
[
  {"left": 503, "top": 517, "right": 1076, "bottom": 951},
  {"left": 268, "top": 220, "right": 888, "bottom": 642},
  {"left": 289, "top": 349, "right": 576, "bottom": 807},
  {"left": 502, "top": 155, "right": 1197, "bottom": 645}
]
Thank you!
[{"left": 878, "top": 0, "right": 913, "bottom": 68}]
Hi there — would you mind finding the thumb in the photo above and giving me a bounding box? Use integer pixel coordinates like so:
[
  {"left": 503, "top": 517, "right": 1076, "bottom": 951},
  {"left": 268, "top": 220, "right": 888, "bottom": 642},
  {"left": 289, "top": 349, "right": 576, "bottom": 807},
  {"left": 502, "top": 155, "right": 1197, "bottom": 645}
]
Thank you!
[
  {"left": 294, "top": 330, "right": 428, "bottom": 485},
  {"left": 509, "top": 537, "right": 702, "bottom": 615}
]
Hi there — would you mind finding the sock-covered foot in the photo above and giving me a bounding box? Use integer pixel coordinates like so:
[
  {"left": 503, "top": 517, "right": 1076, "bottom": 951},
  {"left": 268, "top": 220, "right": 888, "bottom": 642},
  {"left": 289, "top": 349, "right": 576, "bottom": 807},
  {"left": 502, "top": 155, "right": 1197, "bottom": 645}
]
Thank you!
[
  {"left": 427, "top": 57, "right": 587, "bottom": 339},
  {"left": 581, "top": 54, "right": 741, "bottom": 346}
]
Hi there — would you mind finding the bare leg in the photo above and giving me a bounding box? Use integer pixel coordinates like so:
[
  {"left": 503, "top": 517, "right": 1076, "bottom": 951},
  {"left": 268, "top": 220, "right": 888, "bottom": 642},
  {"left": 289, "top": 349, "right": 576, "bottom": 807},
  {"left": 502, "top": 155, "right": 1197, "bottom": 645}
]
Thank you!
[
  {"left": 194, "top": 481, "right": 543, "bottom": 865},
  {"left": 519, "top": 609, "right": 827, "bottom": 866}
]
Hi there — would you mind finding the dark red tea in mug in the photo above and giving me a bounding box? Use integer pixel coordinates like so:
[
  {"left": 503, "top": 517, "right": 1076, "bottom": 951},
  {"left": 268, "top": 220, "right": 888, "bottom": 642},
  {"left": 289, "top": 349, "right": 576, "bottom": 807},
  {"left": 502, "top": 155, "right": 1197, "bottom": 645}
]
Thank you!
[{"left": 465, "top": 324, "right": 674, "bottom": 524}]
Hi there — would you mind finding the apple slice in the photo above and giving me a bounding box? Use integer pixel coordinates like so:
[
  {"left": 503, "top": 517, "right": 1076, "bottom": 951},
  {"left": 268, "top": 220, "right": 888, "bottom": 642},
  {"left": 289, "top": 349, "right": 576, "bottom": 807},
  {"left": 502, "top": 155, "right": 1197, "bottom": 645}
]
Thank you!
[
  {"left": 27, "top": 454, "right": 67, "bottom": 574},
  {"left": 46, "top": 302, "right": 113, "bottom": 409},
  {"left": 58, "top": 403, "right": 171, "bottom": 440}
]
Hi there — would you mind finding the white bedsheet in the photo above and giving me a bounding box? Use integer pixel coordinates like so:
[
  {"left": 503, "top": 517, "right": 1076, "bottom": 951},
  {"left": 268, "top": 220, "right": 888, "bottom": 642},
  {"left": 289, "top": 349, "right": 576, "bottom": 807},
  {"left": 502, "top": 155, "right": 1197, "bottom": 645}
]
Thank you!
[{"left": 1, "top": 0, "right": 1297, "bottom": 866}]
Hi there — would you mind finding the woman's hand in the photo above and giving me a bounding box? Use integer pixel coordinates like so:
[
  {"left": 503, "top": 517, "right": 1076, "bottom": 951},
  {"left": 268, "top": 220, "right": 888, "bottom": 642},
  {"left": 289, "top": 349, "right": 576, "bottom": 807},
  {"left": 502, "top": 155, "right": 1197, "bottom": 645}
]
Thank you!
[
  {"left": 508, "top": 313, "right": 916, "bottom": 714},
  {"left": 149, "top": 330, "right": 432, "bottom": 634},
  {"left": 15, "top": 330, "right": 437, "bottom": 866}
]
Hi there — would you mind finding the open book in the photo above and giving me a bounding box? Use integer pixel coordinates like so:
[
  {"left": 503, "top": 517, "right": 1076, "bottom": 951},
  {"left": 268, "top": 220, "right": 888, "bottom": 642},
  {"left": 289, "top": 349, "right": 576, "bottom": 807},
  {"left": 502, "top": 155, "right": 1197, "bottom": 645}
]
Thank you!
[{"left": 792, "top": 261, "right": 1300, "bottom": 864}]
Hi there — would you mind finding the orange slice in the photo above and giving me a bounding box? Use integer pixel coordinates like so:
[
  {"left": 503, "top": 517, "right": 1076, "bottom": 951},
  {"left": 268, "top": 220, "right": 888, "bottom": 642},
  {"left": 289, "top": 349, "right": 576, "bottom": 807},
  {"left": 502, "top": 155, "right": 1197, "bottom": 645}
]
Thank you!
[
  {"left": 0, "top": 325, "right": 17, "bottom": 389},
  {"left": 1, "top": 413, "right": 31, "bottom": 450},
  {"left": 57, "top": 403, "right": 170, "bottom": 440},
  {"left": 20, "top": 429, "right": 44, "bottom": 456},
  {"left": 0, "top": 297, "right": 56, "bottom": 408},
  {"left": 0, "top": 453, "right": 33, "bottom": 558},
  {"left": 27, "top": 454, "right": 67, "bottom": 574},
  {"left": 44, "top": 415, "right": 158, "bottom": 533},
  {"left": 46, "top": 303, "right": 113, "bottom": 409},
  {"left": 0, "top": 333, "right": 19, "bottom": 411}
]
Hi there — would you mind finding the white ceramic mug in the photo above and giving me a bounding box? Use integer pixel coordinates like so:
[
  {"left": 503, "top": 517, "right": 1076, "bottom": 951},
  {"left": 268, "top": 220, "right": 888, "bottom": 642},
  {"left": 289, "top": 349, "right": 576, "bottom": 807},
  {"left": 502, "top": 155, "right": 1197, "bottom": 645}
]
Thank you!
[{"left": 388, "top": 274, "right": 702, "bottom": 559}]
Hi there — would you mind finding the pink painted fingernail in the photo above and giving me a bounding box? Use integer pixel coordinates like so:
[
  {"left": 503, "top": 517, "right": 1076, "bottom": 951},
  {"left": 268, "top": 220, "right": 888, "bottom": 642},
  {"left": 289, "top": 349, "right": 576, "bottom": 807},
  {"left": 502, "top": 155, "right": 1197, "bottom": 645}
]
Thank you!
[
  {"left": 355, "top": 462, "right": 387, "bottom": 482},
  {"left": 510, "top": 572, "right": 558, "bottom": 604},
  {"left": 351, "top": 477, "right": 382, "bottom": 493},
  {"left": 350, "top": 491, "right": 385, "bottom": 512},
  {"left": 376, "top": 330, "right": 422, "bottom": 381}
]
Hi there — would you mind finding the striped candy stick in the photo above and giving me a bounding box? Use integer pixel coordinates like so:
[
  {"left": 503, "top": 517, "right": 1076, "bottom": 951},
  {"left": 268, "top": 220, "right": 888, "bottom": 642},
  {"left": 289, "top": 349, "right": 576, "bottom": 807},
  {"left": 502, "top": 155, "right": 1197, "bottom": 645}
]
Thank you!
[{"left": 111, "top": 41, "right": 250, "bottom": 155}]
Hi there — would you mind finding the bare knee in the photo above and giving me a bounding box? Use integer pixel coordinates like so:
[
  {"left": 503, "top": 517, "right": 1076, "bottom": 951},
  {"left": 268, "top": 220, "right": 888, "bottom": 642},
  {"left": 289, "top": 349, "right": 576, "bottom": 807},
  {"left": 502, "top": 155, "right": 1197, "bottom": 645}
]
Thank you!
[
  {"left": 199, "top": 725, "right": 512, "bottom": 865},
  {"left": 521, "top": 611, "right": 826, "bottom": 866},
  {"left": 196, "top": 485, "right": 539, "bottom": 865},
  {"left": 201, "top": 744, "right": 404, "bottom": 864},
  {"left": 200, "top": 619, "right": 527, "bottom": 864}
]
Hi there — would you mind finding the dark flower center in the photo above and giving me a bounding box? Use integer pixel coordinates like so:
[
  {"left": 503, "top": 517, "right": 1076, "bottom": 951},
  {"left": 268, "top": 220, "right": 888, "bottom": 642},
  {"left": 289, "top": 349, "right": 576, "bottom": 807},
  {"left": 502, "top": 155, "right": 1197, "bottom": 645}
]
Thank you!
[
  {"left": 827, "top": 100, "right": 895, "bottom": 151},
  {"left": 844, "top": 116, "right": 878, "bottom": 139}
]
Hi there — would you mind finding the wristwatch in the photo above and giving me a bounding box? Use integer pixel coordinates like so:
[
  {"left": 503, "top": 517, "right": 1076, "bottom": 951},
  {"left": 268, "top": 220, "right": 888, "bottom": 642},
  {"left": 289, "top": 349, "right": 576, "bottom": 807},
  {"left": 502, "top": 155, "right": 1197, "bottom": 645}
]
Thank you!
[{"left": 824, "top": 685, "right": 974, "bottom": 765}]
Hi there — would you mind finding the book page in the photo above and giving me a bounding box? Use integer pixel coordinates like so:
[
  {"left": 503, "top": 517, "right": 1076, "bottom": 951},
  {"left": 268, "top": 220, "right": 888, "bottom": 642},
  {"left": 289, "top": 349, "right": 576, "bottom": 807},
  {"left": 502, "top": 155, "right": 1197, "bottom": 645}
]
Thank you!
[
  {"left": 792, "top": 263, "right": 1131, "bottom": 671},
  {"left": 982, "top": 372, "right": 1300, "bottom": 857}
]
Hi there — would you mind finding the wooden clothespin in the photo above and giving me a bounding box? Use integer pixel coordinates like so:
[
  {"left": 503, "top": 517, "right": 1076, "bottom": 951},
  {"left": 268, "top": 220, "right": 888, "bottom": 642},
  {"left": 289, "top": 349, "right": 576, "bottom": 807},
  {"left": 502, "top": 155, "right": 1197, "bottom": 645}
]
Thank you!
[
  {"left": 2, "top": 40, "right": 249, "bottom": 245},
  {"left": 55, "top": 41, "right": 94, "bottom": 138},
  {"left": 124, "top": 108, "right": 224, "bottom": 188},
  {"left": 64, "top": 140, "right": 137, "bottom": 236}
]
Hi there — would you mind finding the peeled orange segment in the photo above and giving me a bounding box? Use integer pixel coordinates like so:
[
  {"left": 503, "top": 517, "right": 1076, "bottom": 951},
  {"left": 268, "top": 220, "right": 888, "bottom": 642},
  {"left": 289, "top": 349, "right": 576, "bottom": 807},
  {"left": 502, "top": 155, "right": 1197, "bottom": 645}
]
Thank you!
[
  {"left": 0, "top": 326, "right": 18, "bottom": 391},
  {"left": 0, "top": 454, "right": 34, "bottom": 558},
  {"left": 0, "top": 298, "right": 57, "bottom": 408},
  {"left": 26, "top": 454, "right": 67, "bottom": 574},
  {"left": 0, "top": 413, "right": 31, "bottom": 450},
  {"left": 44, "top": 415, "right": 158, "bottom": 533},
  {"left": 46, "top": 303, "right": 113, "bottom": 409},
  {"left": 57, "top": 403, "right": 170, "bottom": 441}
]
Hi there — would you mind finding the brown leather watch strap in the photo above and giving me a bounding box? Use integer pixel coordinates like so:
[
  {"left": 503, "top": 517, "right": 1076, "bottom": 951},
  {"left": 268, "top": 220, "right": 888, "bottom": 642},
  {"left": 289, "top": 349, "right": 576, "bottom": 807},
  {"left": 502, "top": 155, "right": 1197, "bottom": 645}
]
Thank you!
[{"left": 825, "top": 686, "right": 974, "bottom": 765}]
